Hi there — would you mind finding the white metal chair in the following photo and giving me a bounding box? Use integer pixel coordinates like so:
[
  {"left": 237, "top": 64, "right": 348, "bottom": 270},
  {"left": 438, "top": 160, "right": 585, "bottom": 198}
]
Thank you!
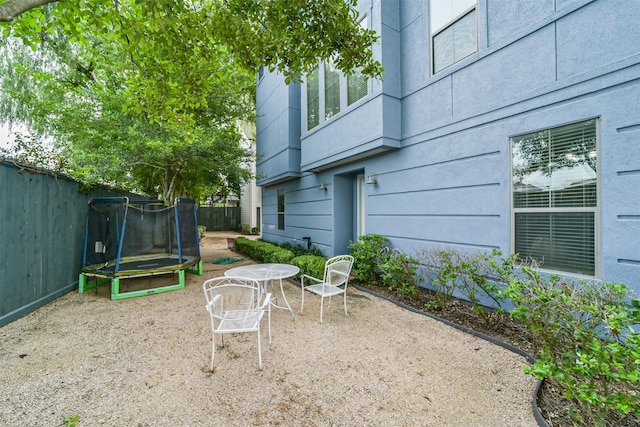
[
  {"left": 203, "top": 276, "right": 271, "bottom": 371},
  {"left": 300, "top": 255, "right": 354, "bottom": 323}
]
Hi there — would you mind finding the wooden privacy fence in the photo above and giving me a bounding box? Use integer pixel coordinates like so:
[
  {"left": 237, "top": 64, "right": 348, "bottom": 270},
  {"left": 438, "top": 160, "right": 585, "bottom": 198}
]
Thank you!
[{"left": 197, "top": 206, "right": 240, "bottom": 231}]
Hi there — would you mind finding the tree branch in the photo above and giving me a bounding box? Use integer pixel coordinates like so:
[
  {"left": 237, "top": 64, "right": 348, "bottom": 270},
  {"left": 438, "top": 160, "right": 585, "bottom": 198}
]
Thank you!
[{"left": 0, "top": 0, "right": 59, "bottom": 22}]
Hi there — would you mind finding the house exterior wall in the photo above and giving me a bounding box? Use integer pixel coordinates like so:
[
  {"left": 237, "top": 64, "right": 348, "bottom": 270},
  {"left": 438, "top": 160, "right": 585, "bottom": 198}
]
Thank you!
[
  {"left": 256, "top": 0, "right": 640, "bottom": 290},
  {"left": 256, "top": 70, "right": 302, "bottom": 185}
]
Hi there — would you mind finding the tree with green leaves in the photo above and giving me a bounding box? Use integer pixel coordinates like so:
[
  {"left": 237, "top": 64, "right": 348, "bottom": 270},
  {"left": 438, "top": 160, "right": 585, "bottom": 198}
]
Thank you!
[{"left": 0, "top": 0, "right": 383, "bottom": 201}]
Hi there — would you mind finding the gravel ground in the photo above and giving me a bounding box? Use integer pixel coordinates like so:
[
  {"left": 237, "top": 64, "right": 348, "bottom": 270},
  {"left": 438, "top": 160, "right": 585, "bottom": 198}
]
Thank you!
[{"left": 0, "top": 232, "right": 538, "bottom": 426}]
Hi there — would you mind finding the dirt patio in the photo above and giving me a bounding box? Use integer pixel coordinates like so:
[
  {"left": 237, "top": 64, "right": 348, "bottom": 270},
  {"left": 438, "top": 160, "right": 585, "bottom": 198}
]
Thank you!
[{"left": 0, "top": 232, "right": 538, "bottom": 426}]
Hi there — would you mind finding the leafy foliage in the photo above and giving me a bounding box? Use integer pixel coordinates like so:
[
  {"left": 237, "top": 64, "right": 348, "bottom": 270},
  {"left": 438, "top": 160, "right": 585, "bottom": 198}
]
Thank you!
[
  {"left": 379, "top": 249, "right": 418, "bottom": 298},
  {"left": 234, "top": 237, "right": 295, "bottom": 264},
  {"left": 348, "top": 234, "right": 390, "bottom": 284},
  {"left": 503, "top": 272, "right": 640, "bottom": 424},
  {"left": 291, "top": 255, "right": 327, "bottom": 280},
  {"left": 276, "top": 241, "right": 324, "bottom": 258},
  {"left": 415, "top": 248, "right": 510, "bottom": 322},
  {"left": 0, "top": 0, "right": 383, "bottom": 200}
]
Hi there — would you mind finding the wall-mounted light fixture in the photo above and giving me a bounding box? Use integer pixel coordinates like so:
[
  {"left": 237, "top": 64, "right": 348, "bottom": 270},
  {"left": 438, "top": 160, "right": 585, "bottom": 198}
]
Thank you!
[
  {"left": 319, "top": 183, "right": 328, "bottom": 191},
  {"left": 366, "top": 175, "right": 378, "bottom": 185}
]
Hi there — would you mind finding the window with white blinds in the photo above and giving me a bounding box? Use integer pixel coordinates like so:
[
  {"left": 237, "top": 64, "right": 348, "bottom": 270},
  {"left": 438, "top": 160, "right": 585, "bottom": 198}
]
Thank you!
[
  {"left": 512, "top": 119, "right": 598, "bottom": 275},
  {"left": 430, "top": 0, "right": 477, "bottom": 74}
]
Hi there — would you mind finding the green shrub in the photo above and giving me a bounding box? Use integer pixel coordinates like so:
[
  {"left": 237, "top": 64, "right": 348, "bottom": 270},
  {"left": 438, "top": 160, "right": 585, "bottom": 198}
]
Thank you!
[
  {"left": 235, "top": 237, "right": 295, "bottom": 264},
  {"left": 197, "top": 225, "right": 206, "bottom": 240},
  {"left": 379, "top": 249, "right": 418, "bottom": 298},
  {"left": 348, "top": 234, "right": 390, "bottom": 284},
  {"left": 277, "top": 241, "right": 324, "bottom": 257},
  {"left": 291, "top": 255, "right": 326, "bottom": 279},
  {"left": 504, "top": 270, "right": 640, "bottom": 424},
  {"left": 415, "top": 248, "right": 458, "bottom": 310},
  {"left": 415, "top": 248, "right": 508, "bottom": 322}
]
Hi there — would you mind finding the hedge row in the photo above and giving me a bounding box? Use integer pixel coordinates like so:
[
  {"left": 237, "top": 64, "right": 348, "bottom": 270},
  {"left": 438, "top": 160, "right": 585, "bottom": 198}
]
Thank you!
[
  {"left": 234, "top": 237, "right": 295, "bottom": 263},
  {"left": 234, "top": 237, "right": 327, "bottom": 279}
]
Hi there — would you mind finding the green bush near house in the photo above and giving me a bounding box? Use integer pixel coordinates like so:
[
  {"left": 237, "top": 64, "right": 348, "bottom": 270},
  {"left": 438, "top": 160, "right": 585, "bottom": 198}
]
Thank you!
[
  {"left": 276, "top": 241, "right": 324, "bottom": 257},
  {"left": 379, "top": 249, "right": 419, "bottom": 298},
  {"left": 348, "top": 234, "right": 390, "bottom": 285},
  {"left": 350, "top": 236, "right": 639, "bottom": 424},
  {"left": 291, "top": 255, "right": 326, "bottom": 279},
  {"left": 503, "top": 271, "right": 640, "bottom": 425},
  {"left": 235, "top": 237, "right": 295, "bottom": 263}
]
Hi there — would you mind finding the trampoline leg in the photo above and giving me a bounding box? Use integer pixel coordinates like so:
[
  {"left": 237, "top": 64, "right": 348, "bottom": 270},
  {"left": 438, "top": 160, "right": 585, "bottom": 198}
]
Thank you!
[
  {"left": 186, "top": 260, "right": 203, "bottom": 276},
  {"left": 111, "top": 278, "right": 121, "bottom": 300},
  {"left": 79, "top": 274, "right": 87, "bottom": 293},
  {"left": 196, "top": 260, "right": 203, "bottom": 275},
  {"left": 178, "top": 270, "right": 185, "bottom": 287}
]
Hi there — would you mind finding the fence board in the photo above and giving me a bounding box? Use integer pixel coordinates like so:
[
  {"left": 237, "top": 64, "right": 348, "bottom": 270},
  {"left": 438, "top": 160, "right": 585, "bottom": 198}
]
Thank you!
[
  {"left": 197, "top": 206, "right": 240, "bottom": 231},
  {"left": 0, "top": 161, "right": 142, "bottom": 327}
]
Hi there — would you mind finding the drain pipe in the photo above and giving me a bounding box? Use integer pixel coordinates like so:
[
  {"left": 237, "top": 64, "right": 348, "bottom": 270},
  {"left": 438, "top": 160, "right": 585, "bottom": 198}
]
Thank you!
[{"left": 302, "top": 236, "right": 311, "bottom": 249}]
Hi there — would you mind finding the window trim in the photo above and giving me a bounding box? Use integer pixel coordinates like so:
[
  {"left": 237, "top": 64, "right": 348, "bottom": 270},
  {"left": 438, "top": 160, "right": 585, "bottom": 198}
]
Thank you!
[{"left": 510, "top": 118, "right": 601, "bottom": 278}]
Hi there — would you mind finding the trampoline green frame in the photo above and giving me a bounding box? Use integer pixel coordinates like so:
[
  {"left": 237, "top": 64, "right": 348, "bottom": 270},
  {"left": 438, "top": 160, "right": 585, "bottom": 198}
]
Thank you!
[{"left": 79, "top": 255, "right": 203, "bottom": 300}]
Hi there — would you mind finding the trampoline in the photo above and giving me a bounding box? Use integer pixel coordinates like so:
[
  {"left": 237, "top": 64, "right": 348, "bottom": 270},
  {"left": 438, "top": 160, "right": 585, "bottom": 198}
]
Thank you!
[{"left": 78, "top": 197, "right": 202, "bottom": 300}]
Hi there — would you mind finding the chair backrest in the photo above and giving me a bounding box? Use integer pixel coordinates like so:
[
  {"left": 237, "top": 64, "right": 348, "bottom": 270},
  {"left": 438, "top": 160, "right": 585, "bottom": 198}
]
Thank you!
[
  {"left": 203, "top": 277, "right": 263, "bottom": 319},
  {"left": 324, "top": 255, "right": 354, "bottom": 286}
]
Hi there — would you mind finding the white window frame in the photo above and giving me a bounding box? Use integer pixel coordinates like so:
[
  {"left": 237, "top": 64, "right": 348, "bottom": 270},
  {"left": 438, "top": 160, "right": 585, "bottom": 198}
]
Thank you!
[{"left": 510, "top": 119, "right": 600, "bottom": 277}]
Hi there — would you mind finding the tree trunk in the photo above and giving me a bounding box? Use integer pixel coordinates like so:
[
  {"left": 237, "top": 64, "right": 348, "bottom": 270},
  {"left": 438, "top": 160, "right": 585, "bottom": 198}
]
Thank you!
[{"left": 0, "top": 0, "right": 59, "bottom": 22}]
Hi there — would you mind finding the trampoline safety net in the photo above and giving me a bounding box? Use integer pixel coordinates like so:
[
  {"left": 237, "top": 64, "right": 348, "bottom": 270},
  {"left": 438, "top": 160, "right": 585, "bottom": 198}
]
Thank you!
[{"left": 79, "top": 197, "right": 202, "bottom": 300}]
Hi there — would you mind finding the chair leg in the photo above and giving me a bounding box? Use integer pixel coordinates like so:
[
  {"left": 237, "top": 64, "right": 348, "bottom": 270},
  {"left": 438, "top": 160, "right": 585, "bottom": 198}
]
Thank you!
[
  {"left": 210, "top": 334, "right": 216, "bottom": 372},
  {"left": 300, "top": 286, "right": 305, "bottom": 313},
  {"left": 343, "top": 293, "right": 348, "bottom": 316},
  {"left": 257, "top": 325, "right": 262, "bottom": 369},
  {"left": 266, "top": 303, "right": 272, "bottom": 344},
  {"left": 319, "top": 296, "right": 324, "bottom": 323}
]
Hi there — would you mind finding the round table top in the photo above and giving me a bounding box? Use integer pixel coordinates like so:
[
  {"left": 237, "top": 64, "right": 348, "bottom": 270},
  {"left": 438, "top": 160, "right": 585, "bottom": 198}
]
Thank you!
[{"left": 224, "top": 263, "right": 300, "bottom": 280}]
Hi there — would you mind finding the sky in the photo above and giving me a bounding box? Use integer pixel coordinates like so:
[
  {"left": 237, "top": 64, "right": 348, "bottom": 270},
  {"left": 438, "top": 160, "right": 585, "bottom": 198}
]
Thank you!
[{"left": 0, "top": 123, "right": 11, "bottom": 149}]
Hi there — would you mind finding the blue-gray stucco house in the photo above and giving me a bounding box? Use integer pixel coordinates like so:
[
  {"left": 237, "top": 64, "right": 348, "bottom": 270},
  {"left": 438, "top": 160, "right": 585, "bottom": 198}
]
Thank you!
[{"left": 255, "top": 0, "right": 640, "bottom": 291}]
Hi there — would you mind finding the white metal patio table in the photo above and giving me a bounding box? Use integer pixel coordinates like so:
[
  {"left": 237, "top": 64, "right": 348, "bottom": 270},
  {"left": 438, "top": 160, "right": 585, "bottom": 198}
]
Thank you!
[{"left": 224, "top": 263, "right": 299, "bottom": 319}]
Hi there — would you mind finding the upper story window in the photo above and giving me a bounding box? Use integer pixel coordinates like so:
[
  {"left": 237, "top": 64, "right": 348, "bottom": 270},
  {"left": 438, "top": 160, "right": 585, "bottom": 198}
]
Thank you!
[
  {"left": 305, "top": 15, "right": 369, "bottom": 131},
  {"left": 511, "top": 119, "right": 598, "bottom": 276},
  {"left": 325, "top": 61, "right": 341, "bottom": 120},
  {"left": 307, "top": 68, "right": 320, "bottom": 130},
  {"left": 348, "top": 15, "right": 368, "bottom": 107},
  {"left": 347, "top": 67, "right": 368, "bottom": 106},
  {"left": 430, "top": 0, "right": 477, "bottom": 74}
]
